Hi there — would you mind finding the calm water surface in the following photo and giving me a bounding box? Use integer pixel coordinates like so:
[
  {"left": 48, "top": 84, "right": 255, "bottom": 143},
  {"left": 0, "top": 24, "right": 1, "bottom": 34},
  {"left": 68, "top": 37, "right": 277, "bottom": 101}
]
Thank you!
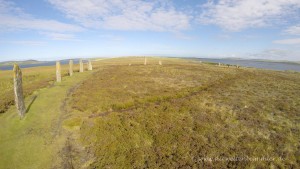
[{"left": 196, "top": 58, "right": 300, "bottom": 72}]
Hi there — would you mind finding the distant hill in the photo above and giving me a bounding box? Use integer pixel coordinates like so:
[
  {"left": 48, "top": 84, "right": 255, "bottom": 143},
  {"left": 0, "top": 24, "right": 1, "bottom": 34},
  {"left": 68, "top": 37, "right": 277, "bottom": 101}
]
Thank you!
[{"left": 0, "top": 60, "right": 45, "bottom": 66}]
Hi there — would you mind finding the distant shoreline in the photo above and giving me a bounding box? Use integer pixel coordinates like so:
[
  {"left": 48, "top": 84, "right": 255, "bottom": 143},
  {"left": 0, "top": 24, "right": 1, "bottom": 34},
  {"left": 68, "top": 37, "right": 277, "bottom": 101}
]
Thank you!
[
  {"left": 179, "top": 57, "right": 300, "bottom": 65},
  {"left": 187, "top": 58, "right": 300, "bottom": 72},
  {"left": 1, "top": 57, "right": 300, "bottom": 72},
  {"left": 0, "top": 59, "right": 80, "bottom": 71}
]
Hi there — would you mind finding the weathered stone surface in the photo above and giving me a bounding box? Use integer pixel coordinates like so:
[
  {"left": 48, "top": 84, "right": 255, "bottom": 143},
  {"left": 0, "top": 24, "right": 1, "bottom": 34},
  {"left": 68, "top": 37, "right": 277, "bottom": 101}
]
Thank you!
[
  {"left": 219, "top": 63, "right": 221, "bottom": 67},
  {"left": 13, "top": 64, "right": 26, "bottom": 119},
  {"left": 56, "top": 61, "right": 61, "bottom": 82},
  {"left": 159, "top": 60, "right": 162, "bottom": 65},
  {"left": 88, "top": 60, "right": 93, "bottom": 71},
  {"left": 69, "top": 60, "right": 73, "bottom": 76},
  {"left": 144, "top": 57, "right": 147, "bottom": 65},
  {"left": 79, "top": 59, "right": 84, "bottom": 72}
]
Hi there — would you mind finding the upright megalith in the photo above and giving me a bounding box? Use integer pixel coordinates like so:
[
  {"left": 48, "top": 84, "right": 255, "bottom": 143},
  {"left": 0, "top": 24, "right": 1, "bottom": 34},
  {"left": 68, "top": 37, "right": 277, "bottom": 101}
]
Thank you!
[
  {"left": 69, "top": 60, "right": 73, "bottom": 76},
  {"left": 88, "top": 60, "right": 93, "bottom": 71},
  {"left": 13, "top": 64, "right": 26, "bottom": 119},
  {"left": 79, "top": 59, "right": 84, "bottom": 72},
  {"left": 144, "top": 57, "right": 147, "bottom": 65},
  {"left": 56, "top": 61, "right": 61, "bottom": 82},
  {"left": 159, "top": 60, "right": 162, "bottom": 65}
]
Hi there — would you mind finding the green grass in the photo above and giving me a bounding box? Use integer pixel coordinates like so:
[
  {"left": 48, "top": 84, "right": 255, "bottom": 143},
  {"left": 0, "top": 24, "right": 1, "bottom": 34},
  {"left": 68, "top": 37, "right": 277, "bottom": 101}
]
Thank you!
[
  {"left": 0, "top": 62, "right": 88, "bottom": 113},
  {"left": 0, "top": 66, "right": 94, "bottom": 169},
  {"left": 0, "top": 57, "right": 299, "bottom": 168},
  {"left": 0, "top": 66, "right": 57, "bottom": 113}
]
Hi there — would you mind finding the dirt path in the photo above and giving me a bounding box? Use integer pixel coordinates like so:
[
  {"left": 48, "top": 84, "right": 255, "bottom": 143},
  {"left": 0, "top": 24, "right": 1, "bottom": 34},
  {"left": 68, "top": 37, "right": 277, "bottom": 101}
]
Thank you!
[{"left": 0, "top": 71, "right": 93, "bottom": 169}]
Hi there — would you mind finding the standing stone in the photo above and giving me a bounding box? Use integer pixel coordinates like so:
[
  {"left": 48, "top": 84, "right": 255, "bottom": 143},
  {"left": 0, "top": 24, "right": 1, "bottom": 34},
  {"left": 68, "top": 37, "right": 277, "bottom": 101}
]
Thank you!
[
  {"left": 69, "top": 60, "right": 73, "bottom": 76},
  {"left": 79, "top": 59, "right": 84, "bottom": 72},
  {"left": 88, "top": 60, "right": 93, "bottom": 71},
  {"left": 13, "top": 64, "right": 26, "bottom": 119},
  {"left": 159, "top": 60, "right": 162, "bottom": 65},
  {"left": 144, "top": 57, "right": 147, "bottom": 65},
  {"left": 219, "top": 62, "right": 221, "bottom": 67},
  {"left": 56, "top": 61, "right": 61, "bottom": 82}
]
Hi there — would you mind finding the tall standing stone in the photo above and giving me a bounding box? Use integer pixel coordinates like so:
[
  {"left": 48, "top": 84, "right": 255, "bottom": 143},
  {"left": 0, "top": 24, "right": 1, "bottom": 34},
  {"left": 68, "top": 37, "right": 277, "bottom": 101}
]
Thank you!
[
  {"left": 88, "top": 60, "right": 93, "bottom": 71},
  {"left": 159, "top": 60, "right": 162, "bottom": 65},
  {"left": 69, "top": 60, "right": 73, "bottom": 76},
  {"left": 79, "top": 59, "right": 84, "bottom": 72},
  {"left": 13, "top": 64, "right": 26, "bottom": 119},
  {"left": 219, "top": 62, "right": 221, "bottom": 67},
  {"left": 144, "top": 57, "right": 147, "bottom": 65},
  {"left": 56, "top": 61, "right": 61, "bottom": 82}
]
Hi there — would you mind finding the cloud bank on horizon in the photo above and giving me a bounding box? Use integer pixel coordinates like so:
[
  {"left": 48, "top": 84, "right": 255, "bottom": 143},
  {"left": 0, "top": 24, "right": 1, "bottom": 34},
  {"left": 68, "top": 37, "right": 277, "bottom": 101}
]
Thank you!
[{"left": 0, "top": 0, "right": 300, "bottom": 61}]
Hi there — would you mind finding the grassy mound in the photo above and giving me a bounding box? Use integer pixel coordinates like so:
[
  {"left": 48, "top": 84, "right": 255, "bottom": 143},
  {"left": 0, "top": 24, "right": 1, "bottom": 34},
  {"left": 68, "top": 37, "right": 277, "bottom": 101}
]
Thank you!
[
  {"left": 0, "top": 57, "right": 299, "bottom": 168},
  {"left": 69, "top": 58, "right": 300, "bottom": 168}
]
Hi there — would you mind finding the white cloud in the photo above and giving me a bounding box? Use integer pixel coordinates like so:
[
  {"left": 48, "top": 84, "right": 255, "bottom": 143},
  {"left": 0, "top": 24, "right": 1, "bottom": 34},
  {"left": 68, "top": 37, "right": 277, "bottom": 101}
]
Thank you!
[
  {"left": 218, "top": 34, "right": 231, "bottom": 40},
  {"left": 40, "top": 32, "right": 76, "bottom": 41},
  {"left": 0, "top": 0, "right": 83, "bottom": 33},
  {"left": 284, "top": 25, "right": 300, "bottom": 36},
  {"left": 173, "top": 32, "right": 195, "bottom": 40},
  {"left": 199, "top": 0, "right": 300, "bottom": 31},
  {"left": 0, "top": 40, "right": 46, "bottom": 46},
  {"left": 273, "top": 38, "right": 300, "bottom": 45},
  {"left": 47, "top": 0, "right": 191, "bottom": 32},
  {"left": 98, "top": 34, "right": 123, "bottom": 41}
]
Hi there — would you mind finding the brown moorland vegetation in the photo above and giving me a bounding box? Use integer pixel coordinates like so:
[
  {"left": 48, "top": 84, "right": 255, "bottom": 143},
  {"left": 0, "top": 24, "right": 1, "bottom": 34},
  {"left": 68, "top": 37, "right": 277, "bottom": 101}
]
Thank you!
[{"left": 64, "top": 57, "right": 300, "bottom": 168}]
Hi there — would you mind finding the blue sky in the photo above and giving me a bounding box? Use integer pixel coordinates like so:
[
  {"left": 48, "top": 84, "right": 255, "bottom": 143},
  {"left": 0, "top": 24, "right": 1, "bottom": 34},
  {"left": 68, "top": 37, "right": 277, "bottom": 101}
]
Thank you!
[{"left": 1, "top": 0, "right": 300, "bottom": 61}]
